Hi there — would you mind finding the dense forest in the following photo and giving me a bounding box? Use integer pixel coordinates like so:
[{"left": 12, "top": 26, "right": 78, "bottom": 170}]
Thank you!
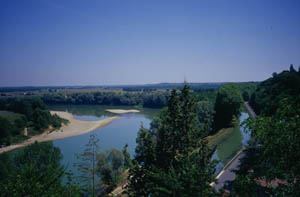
[
  {"left": 249, "top": 64, "right": 300, "bottom": 116},
  {"left": 40, "top": 87, "right": 221, "bottom": 109},
  {"left": 0, "top": 98, "right": 66, "bottom": 146},
  {"left": 41, "top": 91, "right": 170, "bottom": 108},
  {"left": 230, "top": 66, "right": 300, "bottom": 196}
]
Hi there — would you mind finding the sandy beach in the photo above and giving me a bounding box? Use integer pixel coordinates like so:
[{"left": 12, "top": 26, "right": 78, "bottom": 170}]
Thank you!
[
  {"left": 106, "top": 109, "right": 140, "bottom": 114},
  {"left": 0, "top": 111, "right": 119, "bottom": 154}
]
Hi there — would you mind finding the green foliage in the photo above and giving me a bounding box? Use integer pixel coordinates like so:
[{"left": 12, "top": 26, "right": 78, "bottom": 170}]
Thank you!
[
  {"left": 213, "top": 84, "right": 243, "bottom": 132},
  {"left": 32, "top": 108, "right": 52, "bottom": 130},
  {"left": 40, "top": 86, "right": 218, "bottom": 109},
  {"left": 231, "top": 99, "right": 300, "bottom": 196},
  {"left": 123, "top": 143, "right": 132, "bottom": 169},
  {"left": 97, "top": 148, "right": 124, "bottom": 186},
  {"left": 42, "top": 91, "right": 169, "bottom": 108},
  {"left": 75, "top": 132, "right": 100, "bottom": 196},
  {"left": 196, "top": 101, "right": 215, "bottom": 137},
  {"left": 0, "top": 142, "right": 82, "bottom": 196},
  {"left": 0, "top": 152, "right": 14, "bottom": 178},
  {"left": 0, "top": 114, "right": 28, "bottom": 146},
  {"left": 250, "top": 67, "right": 300, "bottom": 116},
  {"left": 235, "top": 82, "right": 258, "bottom": 102},
  {"left": 0, "top": 98, "right": 66, "bottom": 145},
  {"left": 0, "top": 116, "right": 14, "bottom": 145},
  {"left": 126, "top": 85, "right": 217, "bottom": 196}
]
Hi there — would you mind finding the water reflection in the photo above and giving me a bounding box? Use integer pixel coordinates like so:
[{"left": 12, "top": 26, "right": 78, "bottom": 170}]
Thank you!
[
  {"left": 212, "top": 112, "right": 250, "bottom": 174},
  {"left": 50, "top": 105, "right": 159, "bottom": 178}
]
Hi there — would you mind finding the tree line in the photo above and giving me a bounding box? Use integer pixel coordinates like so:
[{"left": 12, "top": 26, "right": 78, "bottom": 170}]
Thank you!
[
  {"left": 0, "top": 98, "right": 66, "bottom": 146},
  {"left": 41, "top": 91, "right": 169, "bottom": 108},
  {"left": 230, "top": 65, "right": 300, "bottom": 196},
  {"left": 249, "top": 64, "right": 300, "bottom": 116}
]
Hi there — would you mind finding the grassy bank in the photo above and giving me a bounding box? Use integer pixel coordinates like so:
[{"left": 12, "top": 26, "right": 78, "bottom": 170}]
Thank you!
[
  {"left": 206, "top": 117, "right": 239, "bottom": 148},
  {"left": 206, "top": 117, "right": 243, "bottom": 164}
]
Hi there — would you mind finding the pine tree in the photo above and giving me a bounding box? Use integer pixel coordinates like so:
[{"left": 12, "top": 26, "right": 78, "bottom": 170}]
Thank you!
[
  {"left": 75, "top": 132, "right": 100, "bottom": 196},
  {"left": 123, "top": 143, "right": 132, "bottom": 169},
  {"left": 126, "top": 85, "right": 217, "bottom": 196}
]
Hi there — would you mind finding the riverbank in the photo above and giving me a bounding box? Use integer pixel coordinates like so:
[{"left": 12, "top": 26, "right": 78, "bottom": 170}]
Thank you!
[
  {"left": 206, "top": 117, "right": 239, "bottom": 149},
  {"left": 0, "top": 111, "right": 119, "bottom": 154},
  {"left": 106, "top": 109, "right": 140, "bottom": 114}
]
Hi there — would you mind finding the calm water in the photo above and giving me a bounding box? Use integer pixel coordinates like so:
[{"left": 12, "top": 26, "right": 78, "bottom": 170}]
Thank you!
[
  {"left": 48, "top": 105, "right": 159, "bottom": 177},
  {"left": 48, "top": 105, "right": 250, "bottom": 177},
  {"left": 212, "top": 112, "right": 251, "bottom": 173}
]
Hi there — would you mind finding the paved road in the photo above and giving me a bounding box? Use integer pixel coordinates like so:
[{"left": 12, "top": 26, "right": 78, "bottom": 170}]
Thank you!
[
  {"left": 212, "top": 150, "right": 245, "bottom": 191},
  {"left": 244, "top": 102, "right": 256, "bottom": 119},
  {"left": 212, "top": 102, "right": 256, "bottom": 191}
]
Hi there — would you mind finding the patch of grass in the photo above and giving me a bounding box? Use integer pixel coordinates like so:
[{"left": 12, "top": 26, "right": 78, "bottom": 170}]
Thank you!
[
  {"left": 216, "top": 120, "right": 243, "bottom": 164},
  {"left": 206, "top": 127, "right": 232, "bottom": 148},
  {"left": 206, "top": 117, "right": 239, "bottom": 148}
]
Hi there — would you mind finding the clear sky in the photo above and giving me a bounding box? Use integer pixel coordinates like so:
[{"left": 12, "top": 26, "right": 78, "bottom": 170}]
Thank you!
[{"left": 1, "top": 0, "right": 300, "bottom": 86}]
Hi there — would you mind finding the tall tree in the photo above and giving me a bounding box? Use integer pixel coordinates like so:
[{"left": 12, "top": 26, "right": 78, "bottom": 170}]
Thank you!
[
  {"left": 213, "top": 84, "right": 243, "bottom": 132},
  {"left": 196, "top": 100, "right": 215, "bottom": 137},
  {"left": 0, "top": 142, "right": 81, "bottom": 196},
  {"left": 97, "top": 148, "right": 124, "bottom": 194},
  {"left": 126, "top": 85, "right": 217, "bottom": 196},
  {"left": 231, "top": 99, "right": 300, "bottom": 196},
  {"left": 123, "top": 143, "right": 132, "bottom": 169},
  {"left": 75, "top": 132, "right": 100, "bottom": 196}
]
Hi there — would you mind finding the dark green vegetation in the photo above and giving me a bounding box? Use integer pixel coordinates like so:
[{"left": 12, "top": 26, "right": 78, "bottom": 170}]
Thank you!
[
  {"left": 235, "top": 82, "right": 258, "bottom": 102},
  {"left": 250, "top": 64, "right": 300, "bottom": 116},
  {"left": 0, "top": 82, "right": 224, "bottom": 94},
  {"left": 0, "top": 142, "right": 81, "bottom": 196},
  {"left": 75, "top": 132, "right": 100, "bottom": 196},
  {"left": 41, "top": 87, "right": 218, "bottom": 109},
  {"left": 231, "top": 66, "right": 300, "bottom": 196},
  {"left": 42, "top": 91, "right": 169, "bottom": 108},
  {"left": 3, "top": 75, "right": 293, "bottom": 196},
  {"left": 0, "top": 98, "right": 67, "bottom": 146},
  {"left": 126, "top": 85, "right": 218, "bottom": 196},
  {"left": 0, "top": 83, "right": 224, "bottom": 109},
  {"left": 0, "top": 112, "right": 27, "bottom": 145},
  {"left": 213, "top": 84, "right": 243, "bottom": 132},
  {"left": 97, "top": 148, "right": 125, "bottom": 192},
  {"left": 74, "top": 132, "right": 127, "bottom": 196}
]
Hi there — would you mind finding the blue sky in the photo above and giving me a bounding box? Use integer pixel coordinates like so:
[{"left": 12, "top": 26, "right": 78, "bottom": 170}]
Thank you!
[{"left": 1, "top": 0, "right": 300, "bottom": 86}]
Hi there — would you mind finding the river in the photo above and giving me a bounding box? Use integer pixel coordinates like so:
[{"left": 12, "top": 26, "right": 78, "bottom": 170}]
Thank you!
[
  {"left": 48, "top": 105, "right": 250, "bottom": 177},
  {"left": 212, "top": 112, "right": 250, "bottom": 173},
  {"left": 48, "top": 105, "right": 159, "bottom": 177}
]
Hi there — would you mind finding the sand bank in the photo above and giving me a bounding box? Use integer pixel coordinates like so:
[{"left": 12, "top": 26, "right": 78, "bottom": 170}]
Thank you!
[
  {"left": 0, "top": 111, "right": 119, "bottom": 154},
  {"left": 106, "top": 109, "right": 140, "bottom": 114}
]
